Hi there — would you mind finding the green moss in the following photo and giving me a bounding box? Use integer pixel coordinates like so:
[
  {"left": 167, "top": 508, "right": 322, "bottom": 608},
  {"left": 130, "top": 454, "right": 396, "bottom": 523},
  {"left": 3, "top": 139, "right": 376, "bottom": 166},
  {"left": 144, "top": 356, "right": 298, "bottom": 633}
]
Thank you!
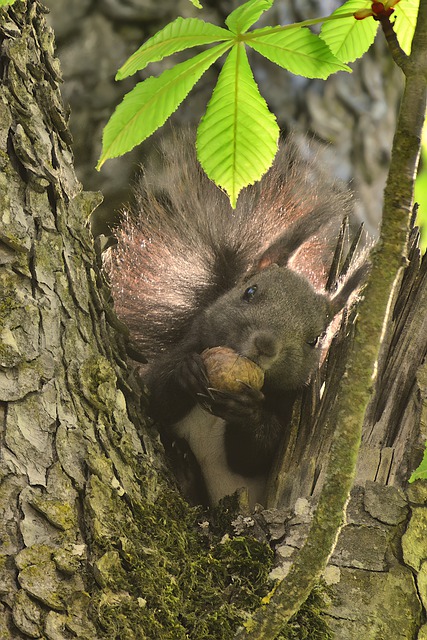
[
  {"left": 0, "top": 278, "right": 35, "bottom": 368},
  {"left": 88, "top": 484, "right": 332, "bottom": 640},
  {"left": 89, "top": 488, "right": 268, "bottom": 639},
  {"left": 0, "top": 290, "right": 15, "bottom": 316},
  {"left": 79, "top": 356, "right": 118, "bottom": 412},
  {"left": 29, "top": 494, "right": 77, "bottom": 531},
  {"left": 402, "top": 506, "right": 427, "bottom": 571},
  {"left": 277, "top": 585, "right": 333, "bottom": 639},
  {"left": 0, "top": 340, "right": 19, "bottom": 367}
]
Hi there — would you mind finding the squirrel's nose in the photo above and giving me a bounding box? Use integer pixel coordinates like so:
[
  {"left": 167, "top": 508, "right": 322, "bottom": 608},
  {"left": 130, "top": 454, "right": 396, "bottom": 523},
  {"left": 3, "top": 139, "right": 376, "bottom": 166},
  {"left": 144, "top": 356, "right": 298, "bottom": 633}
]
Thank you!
[{"left": 250, "top": 332, "right": 281, "bottom": 365}]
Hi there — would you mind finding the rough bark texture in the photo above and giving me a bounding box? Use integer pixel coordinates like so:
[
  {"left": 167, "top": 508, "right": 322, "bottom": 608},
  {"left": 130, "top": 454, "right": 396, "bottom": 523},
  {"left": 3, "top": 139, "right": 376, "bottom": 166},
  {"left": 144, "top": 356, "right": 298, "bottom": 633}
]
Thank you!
[
  {"left": 1, "top": 2, "right": 427, "bottom": 640},
  {"left": 263, "top": 226, "right": 427, "bottom": 638},
  {"left": 0, "top": 2, "right": 170, "bottom": 637}
]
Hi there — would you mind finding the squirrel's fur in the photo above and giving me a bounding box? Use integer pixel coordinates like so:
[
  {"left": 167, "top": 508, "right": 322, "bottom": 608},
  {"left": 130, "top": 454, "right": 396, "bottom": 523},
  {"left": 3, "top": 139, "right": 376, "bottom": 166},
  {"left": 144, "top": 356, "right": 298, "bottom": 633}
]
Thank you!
[{"left": 105, "top": 130, "right": 365, "bottom": 507}]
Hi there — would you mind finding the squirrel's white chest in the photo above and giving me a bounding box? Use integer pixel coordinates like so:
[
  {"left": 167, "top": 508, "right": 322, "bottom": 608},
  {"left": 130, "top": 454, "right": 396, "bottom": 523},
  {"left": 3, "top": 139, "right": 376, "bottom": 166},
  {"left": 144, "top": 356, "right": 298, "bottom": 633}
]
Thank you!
[{"left": 173, "top": 405, "right": 265, "bottom": 507}]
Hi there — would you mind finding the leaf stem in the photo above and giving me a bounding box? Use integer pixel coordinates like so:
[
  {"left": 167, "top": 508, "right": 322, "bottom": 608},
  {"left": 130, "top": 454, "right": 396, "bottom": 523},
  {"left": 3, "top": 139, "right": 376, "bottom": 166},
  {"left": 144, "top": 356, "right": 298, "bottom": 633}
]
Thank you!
[
  {"left": 377, "top": 14, "right": 409, "bottom": 72},
  {"left": 242, "top": 12, "right": 356, "bottom": 40}
]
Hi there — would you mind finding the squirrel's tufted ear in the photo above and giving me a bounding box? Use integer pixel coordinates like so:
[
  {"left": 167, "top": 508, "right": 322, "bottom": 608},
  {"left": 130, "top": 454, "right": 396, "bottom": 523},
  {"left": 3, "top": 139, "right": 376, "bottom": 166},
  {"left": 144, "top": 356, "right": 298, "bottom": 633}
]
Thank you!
[
  {"left": 248, "top": 200, "right": 338, "bottom": 275},
  {"left": 329, "top": 262, "right": 371, "bottom": 315}
]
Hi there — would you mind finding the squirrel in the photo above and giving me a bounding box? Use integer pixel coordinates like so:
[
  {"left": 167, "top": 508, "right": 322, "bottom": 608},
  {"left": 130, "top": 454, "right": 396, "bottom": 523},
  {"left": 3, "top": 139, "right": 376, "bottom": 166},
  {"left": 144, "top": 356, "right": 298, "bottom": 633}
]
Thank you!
[{"left": 105, "top": 130, "right": 367, "bottom": 507}]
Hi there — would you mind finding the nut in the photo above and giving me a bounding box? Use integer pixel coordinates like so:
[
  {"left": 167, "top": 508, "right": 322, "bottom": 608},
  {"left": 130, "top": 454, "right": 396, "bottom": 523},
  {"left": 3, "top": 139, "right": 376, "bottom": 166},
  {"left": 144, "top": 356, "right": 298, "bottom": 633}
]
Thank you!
[{"left": 201, "top": 347, "right": 264, "bottom": 393}]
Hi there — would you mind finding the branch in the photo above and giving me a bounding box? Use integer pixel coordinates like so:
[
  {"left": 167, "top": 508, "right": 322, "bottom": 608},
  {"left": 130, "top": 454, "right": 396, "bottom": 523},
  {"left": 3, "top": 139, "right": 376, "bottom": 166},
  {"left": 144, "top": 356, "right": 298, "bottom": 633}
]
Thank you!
[
  {"left": 377, "top": 14, "right": 409, "bottom": 72},
  {"left": 234, "top": 0, "right": 427, "bottom": 636}
]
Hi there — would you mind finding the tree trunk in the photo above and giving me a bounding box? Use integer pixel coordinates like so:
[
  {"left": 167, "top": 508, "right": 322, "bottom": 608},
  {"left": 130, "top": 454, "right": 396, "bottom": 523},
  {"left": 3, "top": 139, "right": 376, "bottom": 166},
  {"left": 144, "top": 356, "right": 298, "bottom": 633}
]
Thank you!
[
  {"left": 1, "top": 2, "right": 426, "bottom": 640},
  {"left": 0, "top": 2, "right": 170, "bottom": 637},
  {"left": 265, "top": 223, "right": 427, "bottom": 638}
]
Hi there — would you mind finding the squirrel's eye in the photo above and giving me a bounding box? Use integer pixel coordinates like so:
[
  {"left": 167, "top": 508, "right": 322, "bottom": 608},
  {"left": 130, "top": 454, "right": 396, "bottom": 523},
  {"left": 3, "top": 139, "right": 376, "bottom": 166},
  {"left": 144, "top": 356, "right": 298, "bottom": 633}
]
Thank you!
[{"left": 242, "top": 284, "right": 258, "bottom": 302}]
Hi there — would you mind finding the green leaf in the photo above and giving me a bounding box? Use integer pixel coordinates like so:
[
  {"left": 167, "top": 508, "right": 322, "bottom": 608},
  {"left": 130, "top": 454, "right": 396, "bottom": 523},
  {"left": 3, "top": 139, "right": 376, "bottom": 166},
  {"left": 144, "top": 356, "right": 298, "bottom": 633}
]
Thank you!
[
  {"left": 247, "top": 26, "right": 351, "bottom": 79},
  {"left": 117, "top": 17, "right": 232, "bottom": 79},
  {"left": 189, "top": 0, "right": 203, "bottom": 7},
  {"left": 225, "top": 0, "right": 274, "bottom": 35},
  {"left": 320, "top": 0, "right": 378, "bottom": 63},
  {"left": 98, "top": 42, "right": 231, "bottom": 168},
  {"left": 197, "top": 43, "right": 279, "bottom": 207},
  {"left": 0, "top": 0, "right": 15, "bottom": 5},
  {"left": 392, "top": 0, "right": 420, "bottom": 55},
  {"left": 409, "top": 445, "right": 427, "bottom": 483}
]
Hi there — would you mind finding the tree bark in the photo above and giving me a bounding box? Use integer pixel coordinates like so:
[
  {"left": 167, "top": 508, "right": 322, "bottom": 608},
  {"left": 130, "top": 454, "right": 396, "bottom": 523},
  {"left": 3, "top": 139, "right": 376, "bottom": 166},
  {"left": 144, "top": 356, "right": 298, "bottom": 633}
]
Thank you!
[
  {"left": 263, "top": 224, "right": 427, "bottom": 638},
  {"left": 0, "top": 2, "right": 169, "bottom": 637},
  {"left": 1, "top": 2, "right": 427, "bottom": 640}
]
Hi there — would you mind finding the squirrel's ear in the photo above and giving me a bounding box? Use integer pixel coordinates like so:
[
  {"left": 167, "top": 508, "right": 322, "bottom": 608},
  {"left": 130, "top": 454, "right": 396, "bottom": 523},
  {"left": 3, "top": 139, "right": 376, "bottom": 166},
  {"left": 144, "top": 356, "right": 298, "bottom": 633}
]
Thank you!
[
  {"left": 251, "top": 235, "right": 294, "bottom": 273},
  {"left": 249, "top": 202, "right": 336, "bottom": 275},
  {"left": 329, "top": 263, "right": 371, "bottom": 315}
]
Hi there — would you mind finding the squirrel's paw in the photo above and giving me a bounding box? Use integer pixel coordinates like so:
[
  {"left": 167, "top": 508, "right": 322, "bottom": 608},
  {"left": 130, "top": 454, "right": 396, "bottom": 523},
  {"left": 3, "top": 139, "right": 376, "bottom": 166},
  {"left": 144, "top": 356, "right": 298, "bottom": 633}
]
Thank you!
[
  {"left": 178, "top": 352, "right": 211, "bottom": 398},
  {"left": 199, "top": 386, "right": 264, "bottom": 423}
]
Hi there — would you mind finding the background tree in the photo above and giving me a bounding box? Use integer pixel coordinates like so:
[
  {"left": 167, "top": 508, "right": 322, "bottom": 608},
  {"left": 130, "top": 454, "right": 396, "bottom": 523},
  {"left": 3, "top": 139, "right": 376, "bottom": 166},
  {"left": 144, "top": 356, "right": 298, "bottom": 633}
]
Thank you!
[
  {"left": 43, "top": 0, "right": 403, "bottom": 235},
  {"left": 0, "top": 1, "right": 426, "bottom": 640}
]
